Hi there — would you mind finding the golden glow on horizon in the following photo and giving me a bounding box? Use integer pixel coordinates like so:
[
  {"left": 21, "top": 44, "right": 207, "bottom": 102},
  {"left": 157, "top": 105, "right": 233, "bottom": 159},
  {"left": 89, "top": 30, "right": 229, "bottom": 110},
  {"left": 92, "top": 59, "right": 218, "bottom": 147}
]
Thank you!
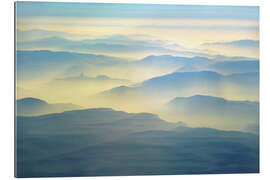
[
  {"left": 17, "top": 17, "right": 259, "bottom": 43},
  {"left": 17, "top": 16, "right": 259, "bottom": 59}
]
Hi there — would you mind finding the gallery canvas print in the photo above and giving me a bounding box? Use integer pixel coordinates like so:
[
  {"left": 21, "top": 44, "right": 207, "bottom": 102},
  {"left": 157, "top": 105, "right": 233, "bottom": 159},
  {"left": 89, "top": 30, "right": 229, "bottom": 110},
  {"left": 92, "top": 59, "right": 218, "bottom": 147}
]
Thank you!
[{"left": 15, "top": 1, "right": 259, "bottom": 178}]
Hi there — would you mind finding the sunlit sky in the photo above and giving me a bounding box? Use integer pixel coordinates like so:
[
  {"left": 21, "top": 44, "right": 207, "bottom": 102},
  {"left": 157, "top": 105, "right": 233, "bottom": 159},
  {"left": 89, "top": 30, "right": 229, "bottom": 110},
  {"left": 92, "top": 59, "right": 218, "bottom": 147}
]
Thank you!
[{"left": 16, "top": 2, "right": 259, "bottom": 59}]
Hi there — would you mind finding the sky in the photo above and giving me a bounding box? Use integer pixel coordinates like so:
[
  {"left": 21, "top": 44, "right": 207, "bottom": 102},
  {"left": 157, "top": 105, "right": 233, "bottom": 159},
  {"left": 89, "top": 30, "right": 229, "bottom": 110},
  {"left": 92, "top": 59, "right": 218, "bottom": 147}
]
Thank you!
[{"left": 16, "top": 2, "right": 259, "bottom": 59}]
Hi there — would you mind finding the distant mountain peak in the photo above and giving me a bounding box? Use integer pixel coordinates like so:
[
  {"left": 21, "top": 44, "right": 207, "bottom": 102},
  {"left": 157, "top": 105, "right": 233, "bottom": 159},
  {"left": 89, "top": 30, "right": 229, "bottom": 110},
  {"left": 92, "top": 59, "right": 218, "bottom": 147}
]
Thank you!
[
  {"left": 190, "top": 94, "right": 226, "bottom": 100},
  {"left": 139, "top": 54, "right": 188, "bottom": 63},
  {"left": 172, "top": 70, "right": 221, "bottom": 76},
  {"left": 95, "top": 75, "right": 110, "bottom": 80},
  {"left": 141, "top": 55, "right": 210, "bottom": 63},
  {"left": 171, "top": 95, "right": 227, "bottom": 103},
  {"left": 146, "top": 71, "right": 222, "bottom": 82},
  {"left": 17, "top": 97, "right": 48, "bottom": 105},
  {"left": 16, "top": 97, "right": 82, "bottom": 116},
  {"left": 170, "top": 94, "right": 259, "bottom": 106},
  {"left": 109, "top": 85, "right": 130, "bottom": 91},
  {"left": 130, "top": 112, "right": 160, "bottom": 120},
  {"left": 143, "top": 54, "right": 174, "bottom": 59}
]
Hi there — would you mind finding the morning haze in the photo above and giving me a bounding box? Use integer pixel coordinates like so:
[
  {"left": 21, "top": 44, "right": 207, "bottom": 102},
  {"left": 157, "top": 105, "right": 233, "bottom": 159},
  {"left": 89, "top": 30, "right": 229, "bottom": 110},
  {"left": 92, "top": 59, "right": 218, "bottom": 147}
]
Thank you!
[{"left": 15, "top": 2, "right": 259, "bottom": 177}]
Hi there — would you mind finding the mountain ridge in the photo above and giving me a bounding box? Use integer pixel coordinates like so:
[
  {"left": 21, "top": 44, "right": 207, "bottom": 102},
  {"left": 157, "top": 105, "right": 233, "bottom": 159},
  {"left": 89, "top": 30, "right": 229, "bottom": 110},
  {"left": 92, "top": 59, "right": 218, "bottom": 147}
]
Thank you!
[
  {"left": 16, "top": 107, "right": 259, "bottom": 177},
  {"left": 16, "top": 97, "right": 82, "bottom": 116}
]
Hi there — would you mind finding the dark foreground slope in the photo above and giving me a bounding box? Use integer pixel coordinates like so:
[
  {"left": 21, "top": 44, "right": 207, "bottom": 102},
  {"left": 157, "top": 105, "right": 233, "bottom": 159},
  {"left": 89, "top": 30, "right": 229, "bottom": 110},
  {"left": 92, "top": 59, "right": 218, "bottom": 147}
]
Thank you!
[{"left": 16, "top": 108, "right": 259, "bottom": 177}]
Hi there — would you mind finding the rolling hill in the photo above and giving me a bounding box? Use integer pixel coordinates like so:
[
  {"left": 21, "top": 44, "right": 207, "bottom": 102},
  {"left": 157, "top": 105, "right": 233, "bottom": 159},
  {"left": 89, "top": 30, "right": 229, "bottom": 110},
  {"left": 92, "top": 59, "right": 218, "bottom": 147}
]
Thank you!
[
  {"left": 163, "top": 95, "right": 259, "bottom": 134},
  {"left": 16, "top": 97, "right": 82, "bottom": 116},
  {"left": 16, "top": 108, "right": 259, "bottom": 177}
]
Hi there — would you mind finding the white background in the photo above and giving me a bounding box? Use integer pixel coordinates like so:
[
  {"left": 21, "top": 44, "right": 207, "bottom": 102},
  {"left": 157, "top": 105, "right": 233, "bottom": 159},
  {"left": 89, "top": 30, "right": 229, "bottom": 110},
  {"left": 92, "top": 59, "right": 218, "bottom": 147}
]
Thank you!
[{"left": 0, "top": 0, "right": 269, "bottom": 179}]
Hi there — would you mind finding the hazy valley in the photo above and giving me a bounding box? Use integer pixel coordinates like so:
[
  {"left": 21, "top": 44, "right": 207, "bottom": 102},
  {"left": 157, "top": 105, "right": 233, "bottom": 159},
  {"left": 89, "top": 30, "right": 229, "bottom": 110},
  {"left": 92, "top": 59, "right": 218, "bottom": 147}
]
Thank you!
[{"left": 15, "top": 2, "right": 259, "bottom": 177}]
